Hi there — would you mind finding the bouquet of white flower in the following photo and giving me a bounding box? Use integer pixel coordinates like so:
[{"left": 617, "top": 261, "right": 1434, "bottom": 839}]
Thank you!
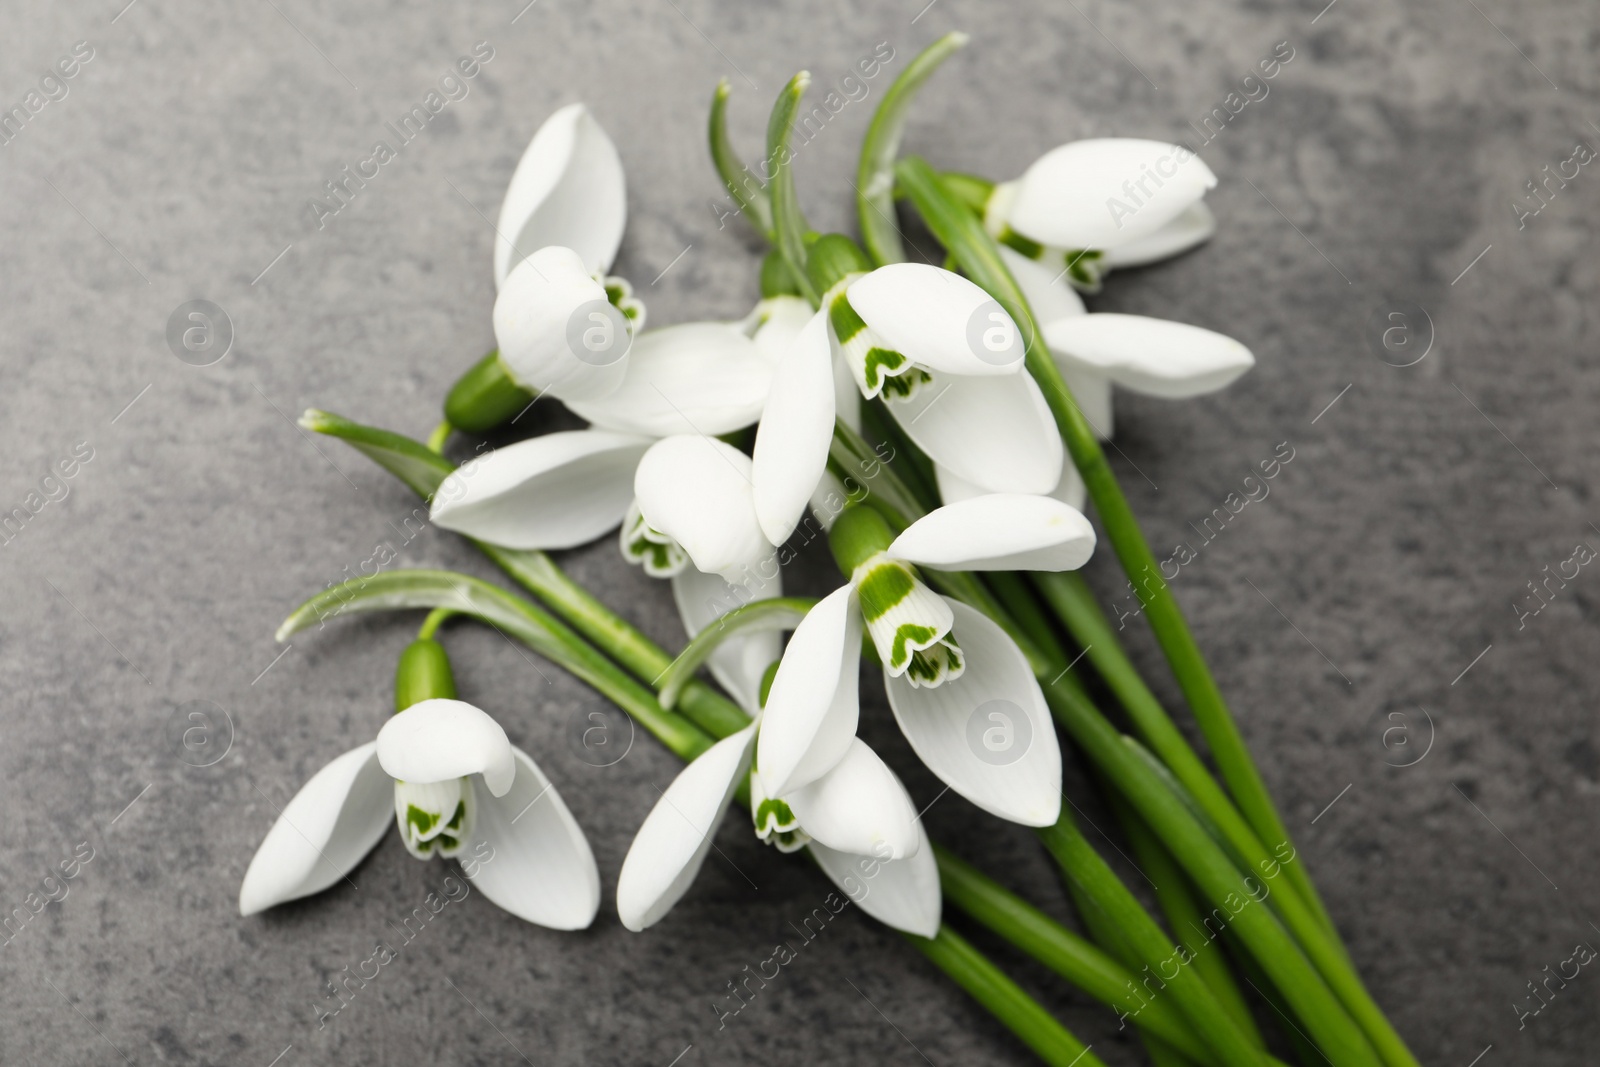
[{"left": 240, "top": 34, "right": 1416, "bottom": 1067}]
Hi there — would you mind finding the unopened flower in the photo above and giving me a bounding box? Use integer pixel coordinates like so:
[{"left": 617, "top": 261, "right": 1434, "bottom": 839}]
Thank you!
[{"left": 238, "top": 698, "right": 599, "bottom": 929}]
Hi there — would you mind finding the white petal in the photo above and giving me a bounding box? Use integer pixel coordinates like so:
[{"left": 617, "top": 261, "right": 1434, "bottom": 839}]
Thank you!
[
  {"left": 885, "top": 371, "right": 1063, "bottom": 495},
  {"left": 885, "top": 599, "right": 1061, "bottom": 826},
  {"left": 493, "top": 247, "right": 630, "bottom": 402},
  {"left": 1007, "top": 139, "right": 1217, "bottom": 250},
  {"left": 785, "top": 739, "right": 920, "bottom": 860},
  {"left": 752, "top": 308, "right": 835, "bottom": 546},
  {"left": 847, "top": 264, "right": 1025, "bottom": 376},
  {"left": 809, "top": 821, "right": 940, "bottom": 936},
  {"left": 1102, "top": 202, "right": 1216, "bottom": 269},
  {"left": 238, "top": 743, "right": 391, "bottom": 916},
  {"left": 429, "top": 430, "right": 652, "bottom": 550},
  {"left": 377, "top": 699, "right": 516, "bottom": 798},
  {"left": 494, "top": 103, "right": 626, "bottom": 286},
  {"left": 466, "top": 748, "right": 600, "bottom": 929},
  {"left": 634, "top": 436, "right": 771, "bottom": 583},
  {"left": 1055, "top": 363, "right": 1115, "bottom": 439},
  {"left": 935, "top": 461, "right": 1086, "bottom": 513},
  {"left": 671, "top": 564, "right": 784, "bottom": 716},
  {"left": 889, "top": 494, "right": 1096, "bottom": 572},
  {"left": 1044, "top": 314, "right": 1255, "bottom": 398},
  {"left": 616, "top": 724, "right": 757, "bottom": 932},
  {"left": 997, "top": 244, "right": 1086, "bottom": 325},
  {"left": 749, "top": 296, "right": 815, "bottom": 363},
  {"left": 568, "top": 322, "right": 773, "bottom": 437},
  {"left": 757, "top": 585, "right": 861, "bottom": 795}
]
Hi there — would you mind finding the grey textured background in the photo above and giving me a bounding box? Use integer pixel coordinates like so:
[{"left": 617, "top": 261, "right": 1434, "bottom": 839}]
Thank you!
[{"left": 1, "top": 0, "right": 1595, "bottom": 1063}]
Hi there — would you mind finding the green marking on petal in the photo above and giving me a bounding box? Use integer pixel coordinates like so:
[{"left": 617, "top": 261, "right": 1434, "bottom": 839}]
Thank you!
[
  {"left": 856, "top": 561, "right": 915, "bottom": 622},
  {"left": 890, "top": 622, "right": 938, "bottom": 671},
  {"left": 827, "top": 288, "right": 868, "bottom": 343},
  {"left": 861, "top": 346, "right": 909, "bottom": 392},
  {"left": 1062, "top": 249, "right": 1105, "bottom": 293},
  {"left": 406, "top": 804, "right": 440, "bottom": 837},
  {"left": 444, "top": 800, "right": 466, "bottom": 833},
  {"left": 906, "top": 635, "right": 965, "bottom": 687},
  {"left": 620, "top": 502, "right": 688, "bottom": 578},
  {"left": 878, "top": 365, "right": 931, "bottom": 400}
]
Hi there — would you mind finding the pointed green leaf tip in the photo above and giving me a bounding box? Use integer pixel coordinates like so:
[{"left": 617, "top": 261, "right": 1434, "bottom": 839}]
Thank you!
[
  {"left": 766, "top": 70, "right": 817, "bottom": 305},
  {"left": 297, "top": 409, "right": 455, "bottom": 500},
  {"left": 856, "top": 31, "right": 969, "bottom": 266},
  {"left": 709, "top": 77, "right": 774, "bottom": 239}
]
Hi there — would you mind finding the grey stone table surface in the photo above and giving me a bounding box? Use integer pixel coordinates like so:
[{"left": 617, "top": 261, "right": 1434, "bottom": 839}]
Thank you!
[{"left": 1, "top": 0, "right": 1595, "bottom": 1063}]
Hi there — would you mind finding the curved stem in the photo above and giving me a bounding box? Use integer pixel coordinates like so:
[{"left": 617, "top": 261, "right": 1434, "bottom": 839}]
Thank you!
[
  {"left": 766, "top": 72, "right": 817, "bottom": 305},
  {"left": 854, "top": 32, "right": 969, "bottom": 266},
  {"left": 416, "top": 607, "right": 455, "bottom": 640}
]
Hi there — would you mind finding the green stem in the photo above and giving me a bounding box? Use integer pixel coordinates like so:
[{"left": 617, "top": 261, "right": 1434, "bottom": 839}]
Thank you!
[
  {"left": 1039, "top": 682, "right": 1382, "bottom": 1066},
  {"left": 425, "top": 421, "right": 453, "bottom": 454},
  {"left": 1038, "top": 811, "right": 1269, "bottom": 1067},
  {"left": 1034, "top": 571, "right": 1341, "bottom": 944},
  {"left": 938, "top": 847, "right": 1220, "bottom": 1064},
  {"left": 906, "top": 927, "right": 1108, "bottom": 1067},
  {"left": 1106, "top": 787, "right": 1266, "bottom": 1049},
  {"left": 1055, "top": 854, "right": 1202, "bottom": 1067},
  {"left": 416, "top": 607, "right": 455, "bottom": 640}
]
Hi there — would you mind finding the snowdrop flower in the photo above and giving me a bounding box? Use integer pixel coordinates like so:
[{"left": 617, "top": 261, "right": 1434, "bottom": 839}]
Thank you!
[
  {"left": 760, "top": 502, "right": 1093, "bottom": 828},
  {"left": 488, "top": 103, "right": 646, "bottom": 404},
  {"left": 616, "top": 717, "right": 940, "bottom": 936},
  {"left": 238, "top": 694, "right": 599, "bottom": 930},
  {"left": 753, "top": 235, "right": 1065, "bottom": 546},
  {"left": 984, "top": 138, "right": 1219, "bottom": 291},
  {"left": 428, "top": 306, "right": 797, "bottom": 553},
  {"left": 995, "top": 249, "right": 1256, "bottom": 439}
]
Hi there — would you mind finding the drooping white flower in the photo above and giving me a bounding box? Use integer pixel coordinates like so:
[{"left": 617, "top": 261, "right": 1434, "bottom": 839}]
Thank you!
[
  {"left": 994, "top": 239, "right": 1255, "bottom": 439},
  {"left": 615, "top": 718, "right": 939, "bottom": 937},
  {"left": 491, "top": 104, "right": 643, "bottom": 404},
  {"left": 757, "top": 501, "right": 1093, "bottom": 827},
  {"left": 238, "top": 699, "right": 599, "bottom": 930},
  {"left": 984, "top": 138, "right": 1219, "bottom": 291},
  {"left": 753, "top": 261, "right": 1065, "bottom": 546},
  {"left": 429, "top": 306, "right": 795, "bottom": 553}
]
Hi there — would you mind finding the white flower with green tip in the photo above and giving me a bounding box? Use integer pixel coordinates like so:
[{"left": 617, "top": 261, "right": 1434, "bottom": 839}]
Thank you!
[
  {"left": 759, "top": 502, "right": 1094, "bottom": 828},
  {"left": 427, "top": 306, "right": 800, "bottom": 553},
  {"left": 753, "top": 242, "right": 1065, "bottom": 547},
  {"left": 616, "top": 718, "right": 938, "bottom": 936},
  {"left": 238, "top": 699, "right": 599, "bottom": 930}
]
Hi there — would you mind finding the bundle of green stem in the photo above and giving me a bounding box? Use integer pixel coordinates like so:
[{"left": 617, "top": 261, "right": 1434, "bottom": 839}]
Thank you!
[{"left": 283, "top": 33, "right": 1417, "bottom": 1067}]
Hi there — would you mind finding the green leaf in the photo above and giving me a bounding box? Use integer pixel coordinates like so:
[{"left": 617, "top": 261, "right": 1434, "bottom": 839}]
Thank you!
[
  {"left": 855, "top": 32, "right": 968, "bottom": 266},
  {"left": 278, "top": 569, "right": 715, "bottom": 764},
  {"left": 766, "top": 71, "right": 818, "bottom": 305},
  {"left": 299, "top": 409, "right": 455, "bottom": 499},
  {"left": 656, "top": 596, "right": 817, "bottom": 710},
  {"left": 708, "top": 78, "right": 774, "bottom": 240}
]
